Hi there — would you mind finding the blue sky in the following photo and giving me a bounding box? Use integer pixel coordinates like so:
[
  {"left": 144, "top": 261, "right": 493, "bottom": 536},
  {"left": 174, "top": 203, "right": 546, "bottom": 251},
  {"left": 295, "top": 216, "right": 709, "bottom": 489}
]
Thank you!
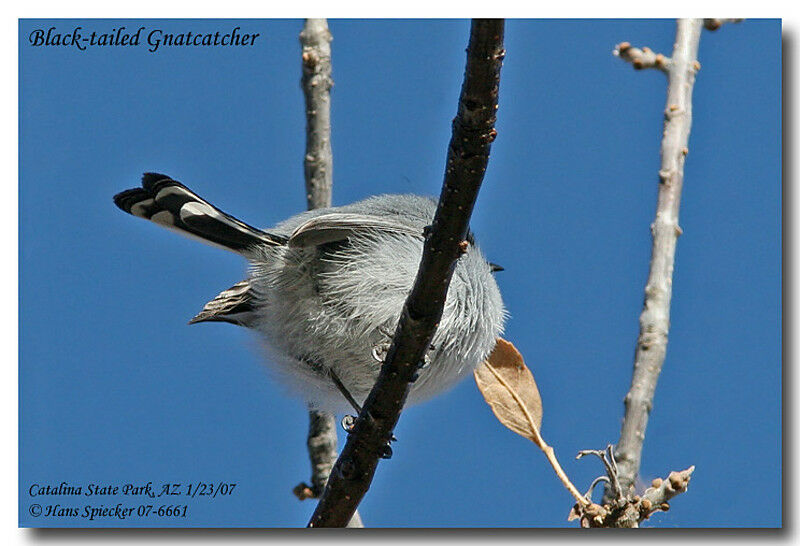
[{"left": 19, "top": 19, "right": 781, "bottom": 527}]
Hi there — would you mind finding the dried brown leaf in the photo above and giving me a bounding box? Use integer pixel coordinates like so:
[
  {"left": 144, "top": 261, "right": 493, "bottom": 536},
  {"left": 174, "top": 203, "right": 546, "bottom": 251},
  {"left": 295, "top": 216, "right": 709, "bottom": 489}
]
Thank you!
[{"left": 474, "top": 338, "right": 543, "bottom": 446}]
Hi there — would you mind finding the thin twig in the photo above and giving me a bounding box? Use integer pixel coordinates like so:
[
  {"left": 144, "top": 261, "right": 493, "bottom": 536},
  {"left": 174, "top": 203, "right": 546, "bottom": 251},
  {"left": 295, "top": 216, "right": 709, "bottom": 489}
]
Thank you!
[
  {"left": 609, "top": 18, "right": 703, "bottom": 500},
  {"left": 584, "top": 476, "right": 611, "bottom": 501},
  {"left": 307, "top": 19, "right": 505, "bottom": 528},
  {"left": 642, "top": 466, "right": 695, "bottom": 509},
  {"left": 295, "top": 18, "right": 363, "bottom": 529},
  {"left": 614, "top": 42, "right": 670, "bottom": 72},
  {"left": 577, "top": 446, "right": 622, "bottom": 501},
  {"left": 703, "top": 18, "right": 744, "bottom": 31}
]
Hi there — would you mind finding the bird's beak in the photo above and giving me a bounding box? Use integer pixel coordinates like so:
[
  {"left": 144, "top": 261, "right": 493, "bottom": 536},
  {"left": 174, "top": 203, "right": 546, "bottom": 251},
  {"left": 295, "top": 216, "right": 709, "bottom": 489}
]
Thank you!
[{"left": 489, "top": 263, "right": 504, "bottom": 272}]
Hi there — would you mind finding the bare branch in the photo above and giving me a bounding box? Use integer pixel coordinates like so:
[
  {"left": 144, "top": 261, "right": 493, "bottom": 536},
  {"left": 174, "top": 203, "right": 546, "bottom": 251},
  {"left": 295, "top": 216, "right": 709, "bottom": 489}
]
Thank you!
[
  {"left": 609, "top": 18, "right": 703, "bottom": 500},
  {"left": 703, "top": 18, "right": 744, "bottom": 31},
  {"left": 307, "top": 19, "right": 505, "bottom": 528},
  {"left": 293, "top": 410, "right": 337, "bottom": 500},
  {"left": 300, "top": 18, "right": 333, "bottom": 210},
  {"left": 293, "top": 415, "right": 362, "bottom": 528},
  {"left": 614, "top": 42, "right": 669, "bottom": 72},
  {"left": 643, "top": 466, "right": 695, "bottom": 507},
  {"left": 295, "top": 19, "right": 363, "bottom": 529},
  {"left": 570, "top": 465, "right": 695, "bottom": 528}
]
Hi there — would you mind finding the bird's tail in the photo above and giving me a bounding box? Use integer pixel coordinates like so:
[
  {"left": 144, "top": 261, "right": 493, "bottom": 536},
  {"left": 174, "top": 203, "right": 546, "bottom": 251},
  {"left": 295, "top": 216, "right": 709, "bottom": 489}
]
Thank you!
[{"left": 113, "top": 172, "right": 287, "bottom": 254}]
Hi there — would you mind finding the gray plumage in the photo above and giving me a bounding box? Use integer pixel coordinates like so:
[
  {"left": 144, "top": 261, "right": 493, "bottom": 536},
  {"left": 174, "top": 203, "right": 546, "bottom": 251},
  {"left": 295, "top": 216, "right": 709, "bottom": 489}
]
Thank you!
[{"left": 115, "top": 174, "right": 506, "bottom": 412}]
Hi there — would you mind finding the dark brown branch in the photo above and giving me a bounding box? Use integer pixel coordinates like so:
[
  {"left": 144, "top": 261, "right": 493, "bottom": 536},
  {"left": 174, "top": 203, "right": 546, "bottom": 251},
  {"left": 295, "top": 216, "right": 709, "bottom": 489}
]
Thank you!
[{"left": 307, "top": 19, "right": 505, "bottom": 528}]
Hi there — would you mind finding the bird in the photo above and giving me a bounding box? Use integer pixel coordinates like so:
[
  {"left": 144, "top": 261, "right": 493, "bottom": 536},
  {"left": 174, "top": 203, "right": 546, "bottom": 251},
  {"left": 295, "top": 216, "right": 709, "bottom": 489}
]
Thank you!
[{"left": 114, "top": 173, "right": 505, "bottom": 413}]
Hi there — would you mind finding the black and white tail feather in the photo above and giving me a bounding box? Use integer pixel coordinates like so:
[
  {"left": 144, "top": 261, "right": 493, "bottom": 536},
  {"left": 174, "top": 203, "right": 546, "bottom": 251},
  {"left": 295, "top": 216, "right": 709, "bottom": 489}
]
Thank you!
[
  {"left": 113, "top": 173, "right": 287, "bottom": 253},
  {"left": 113, "top": 173, "right": 274, "bottom": 326}
]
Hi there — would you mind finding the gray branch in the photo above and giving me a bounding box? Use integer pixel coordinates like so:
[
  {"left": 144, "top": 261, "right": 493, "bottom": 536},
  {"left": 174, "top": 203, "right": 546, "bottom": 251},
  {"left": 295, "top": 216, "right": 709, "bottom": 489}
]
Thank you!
[
  {"left": 300, "top": 18, "right": 333, "bottom": 210},
  {"left": 293, "top": 19, "right": 363, "bottom": 529},
  {"left": 611, "top": 18, "right": 703, "bottom": 498},
  {"left": 294, "top": 410, "right": 337, "bottom": 499}
]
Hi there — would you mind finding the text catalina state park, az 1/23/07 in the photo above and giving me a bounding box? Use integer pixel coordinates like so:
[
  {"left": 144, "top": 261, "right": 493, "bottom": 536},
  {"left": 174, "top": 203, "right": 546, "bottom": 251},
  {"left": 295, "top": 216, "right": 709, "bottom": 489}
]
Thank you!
[{"left": 27, "top": 26, "right": 261, "bottom": 53}]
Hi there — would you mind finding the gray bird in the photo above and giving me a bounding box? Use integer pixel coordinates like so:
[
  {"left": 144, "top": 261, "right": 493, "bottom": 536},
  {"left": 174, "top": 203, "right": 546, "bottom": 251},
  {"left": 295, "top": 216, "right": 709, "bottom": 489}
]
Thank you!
[{"left": 114, "top": 173, "right": 505, "bottom": 412}]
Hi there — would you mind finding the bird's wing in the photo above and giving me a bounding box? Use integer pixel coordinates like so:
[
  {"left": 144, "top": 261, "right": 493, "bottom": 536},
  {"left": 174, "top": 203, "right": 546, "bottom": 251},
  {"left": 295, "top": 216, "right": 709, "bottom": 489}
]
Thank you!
[{"left": 288, "top": 213, "right": 424, "bottom": 248}]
